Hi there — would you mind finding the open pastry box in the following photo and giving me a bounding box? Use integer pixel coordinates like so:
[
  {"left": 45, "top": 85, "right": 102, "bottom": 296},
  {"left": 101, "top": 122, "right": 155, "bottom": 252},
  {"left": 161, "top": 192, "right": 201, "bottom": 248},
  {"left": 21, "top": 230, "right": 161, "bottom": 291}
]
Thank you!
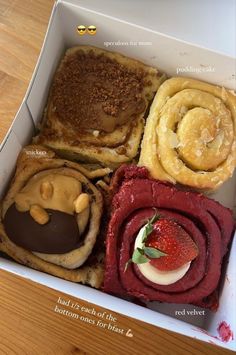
[{"left": 0, "top": 0, "right": 236, "bottom": 351}]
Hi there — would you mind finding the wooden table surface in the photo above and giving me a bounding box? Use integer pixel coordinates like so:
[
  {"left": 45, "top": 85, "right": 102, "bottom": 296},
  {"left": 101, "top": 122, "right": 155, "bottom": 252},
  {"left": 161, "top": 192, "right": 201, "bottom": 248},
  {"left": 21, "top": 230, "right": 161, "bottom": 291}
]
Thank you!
[{"left": 0, "top": 1, "right": 235, "bottom": 354}]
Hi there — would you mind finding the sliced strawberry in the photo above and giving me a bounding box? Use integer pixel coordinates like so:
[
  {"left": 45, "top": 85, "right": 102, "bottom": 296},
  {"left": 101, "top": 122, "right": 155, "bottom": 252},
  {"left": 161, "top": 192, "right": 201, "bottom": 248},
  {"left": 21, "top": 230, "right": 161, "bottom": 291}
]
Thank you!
[{"left": 145, "top": 218, "right": 198, "bottom": 271}]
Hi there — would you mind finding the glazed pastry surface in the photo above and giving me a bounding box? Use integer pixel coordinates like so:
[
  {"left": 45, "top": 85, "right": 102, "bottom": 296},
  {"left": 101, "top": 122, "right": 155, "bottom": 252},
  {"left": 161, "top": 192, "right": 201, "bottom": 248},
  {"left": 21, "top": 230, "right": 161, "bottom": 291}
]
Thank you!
[{"left": 139, "top": 77, "right": 236, "bottom": 190}]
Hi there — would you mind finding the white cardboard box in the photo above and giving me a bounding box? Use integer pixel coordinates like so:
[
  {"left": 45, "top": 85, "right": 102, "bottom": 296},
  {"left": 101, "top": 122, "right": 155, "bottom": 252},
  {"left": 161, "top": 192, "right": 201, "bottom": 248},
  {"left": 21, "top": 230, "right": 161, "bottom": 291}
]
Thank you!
[{"left": 0, "top": 0, "right": 235, "bottom": 351}]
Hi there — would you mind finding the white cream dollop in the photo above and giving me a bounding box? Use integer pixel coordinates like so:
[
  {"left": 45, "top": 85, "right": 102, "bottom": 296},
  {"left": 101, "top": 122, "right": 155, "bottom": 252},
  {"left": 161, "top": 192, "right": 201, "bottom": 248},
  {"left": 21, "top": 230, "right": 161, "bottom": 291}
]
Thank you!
[{"left": 134, "top": 226, "right": 191, "bottom": 286}]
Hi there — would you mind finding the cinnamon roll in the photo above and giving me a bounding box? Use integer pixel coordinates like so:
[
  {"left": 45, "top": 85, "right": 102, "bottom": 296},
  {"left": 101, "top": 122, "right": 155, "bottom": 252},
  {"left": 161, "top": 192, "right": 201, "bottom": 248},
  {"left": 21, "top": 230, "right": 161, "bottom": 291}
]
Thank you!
[
  {"left": 35, "top": 46, "right": 165, "bottom": 168},
  {"left": 139, "top": 77, "right": 236, "bottom": 190},
  {"left": 0, "top": 145, "right": 107, "bottom": 288},
  {"left": 104, "top": 165, "right": 235, "bottom": 308}
]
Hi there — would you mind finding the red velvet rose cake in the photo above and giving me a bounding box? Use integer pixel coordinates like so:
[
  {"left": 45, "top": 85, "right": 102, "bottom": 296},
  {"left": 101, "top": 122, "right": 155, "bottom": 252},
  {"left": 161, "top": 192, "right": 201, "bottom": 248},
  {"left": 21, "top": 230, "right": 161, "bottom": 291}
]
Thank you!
[{"left": 104, "top": 165, "right": 235, "bottom": 309}]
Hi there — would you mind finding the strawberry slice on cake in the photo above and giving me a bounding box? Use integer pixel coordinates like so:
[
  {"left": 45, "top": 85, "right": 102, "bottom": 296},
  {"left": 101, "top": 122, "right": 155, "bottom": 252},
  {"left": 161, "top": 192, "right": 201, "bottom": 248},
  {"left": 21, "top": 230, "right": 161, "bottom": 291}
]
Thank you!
[
  {"left": 144, "top": 218, "right": 199, "bottom": 271},
  {"left": 103, "top": 165, "right": 235, "bottom": 309}
]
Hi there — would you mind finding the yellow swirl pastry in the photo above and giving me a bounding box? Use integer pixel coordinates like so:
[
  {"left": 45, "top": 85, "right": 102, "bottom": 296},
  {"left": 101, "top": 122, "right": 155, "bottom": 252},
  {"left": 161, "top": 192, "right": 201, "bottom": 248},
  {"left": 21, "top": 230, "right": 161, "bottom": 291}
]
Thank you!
[
  {"left": 35, "top": 46, "right": 165, "bottom": 168},
  {"left": 139, "top": 77, "right": 236, "bottom": 190}
]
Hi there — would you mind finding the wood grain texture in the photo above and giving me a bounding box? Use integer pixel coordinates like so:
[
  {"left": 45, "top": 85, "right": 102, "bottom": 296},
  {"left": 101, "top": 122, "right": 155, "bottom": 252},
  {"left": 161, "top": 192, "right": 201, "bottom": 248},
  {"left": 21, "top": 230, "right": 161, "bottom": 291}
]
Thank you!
[
  {"left": 0, "top": 0, "right": 55, "bottom": 142},
  {"left": 0, "top": 1, "right": 235, "bottom": 354},
  {"left": 0, "top": 269, "right": 234, "bottom": 355}
]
